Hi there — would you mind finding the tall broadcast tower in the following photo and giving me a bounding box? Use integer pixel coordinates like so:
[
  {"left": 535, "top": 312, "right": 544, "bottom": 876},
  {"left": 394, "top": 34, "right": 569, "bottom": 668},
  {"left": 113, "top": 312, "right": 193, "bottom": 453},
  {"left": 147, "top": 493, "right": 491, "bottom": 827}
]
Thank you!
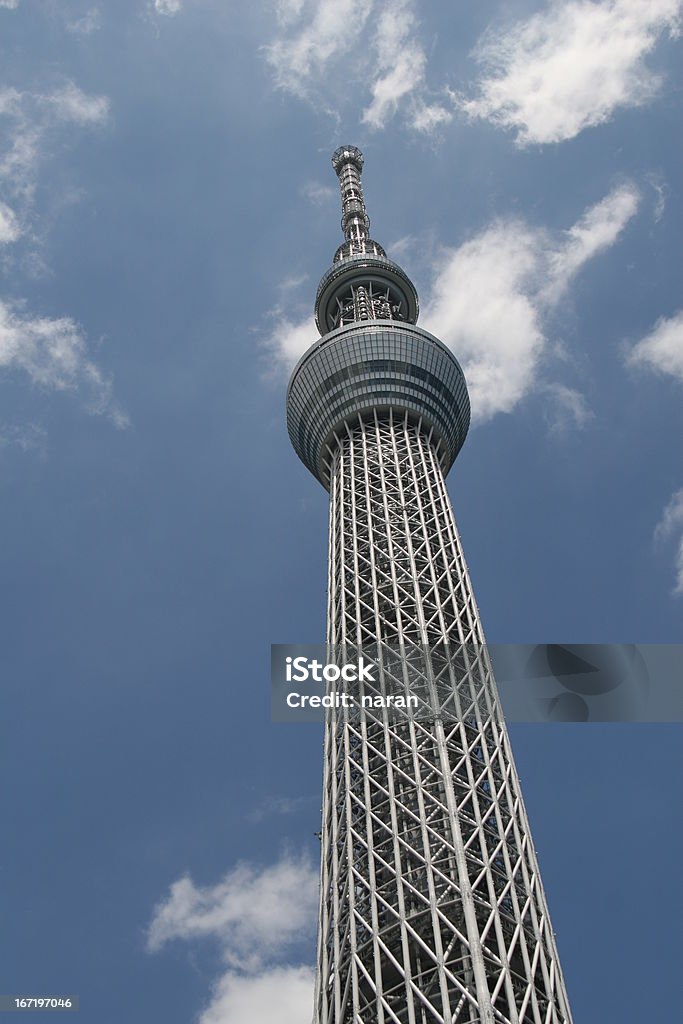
[{"left": 287, "top": 147, "right": 573, "bottom": 1024}]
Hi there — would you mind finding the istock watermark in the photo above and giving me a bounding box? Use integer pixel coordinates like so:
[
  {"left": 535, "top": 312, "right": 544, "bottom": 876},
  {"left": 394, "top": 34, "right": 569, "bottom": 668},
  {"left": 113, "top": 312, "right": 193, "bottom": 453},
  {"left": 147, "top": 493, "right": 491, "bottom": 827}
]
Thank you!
[
  {"left": 285, "top": 655, "right": 376, "bottom": 683},
  {"left": 271, "top": 644, "right": 683, "bottom": 723},
  {"left": 282, "top": 654, "right": 418, "bottom": 712}
]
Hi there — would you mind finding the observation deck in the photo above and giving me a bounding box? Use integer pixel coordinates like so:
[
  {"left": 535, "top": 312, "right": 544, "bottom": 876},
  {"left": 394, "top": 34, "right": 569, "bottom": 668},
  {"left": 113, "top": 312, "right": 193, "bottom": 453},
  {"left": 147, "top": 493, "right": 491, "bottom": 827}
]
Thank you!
[{"left": 286, "top": 146, "right": 471, "bottom": 489}]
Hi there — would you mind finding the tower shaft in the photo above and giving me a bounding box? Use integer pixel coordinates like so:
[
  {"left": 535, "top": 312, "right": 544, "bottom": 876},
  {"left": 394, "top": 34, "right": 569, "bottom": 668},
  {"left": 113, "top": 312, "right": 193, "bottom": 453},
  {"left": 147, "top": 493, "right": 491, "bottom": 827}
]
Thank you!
[
  {"left": 314, "top": 412, "right": 572, "bottom": 1023},
  {"left": 286, "top": 147, "right": 574, "bottom": 1024}
]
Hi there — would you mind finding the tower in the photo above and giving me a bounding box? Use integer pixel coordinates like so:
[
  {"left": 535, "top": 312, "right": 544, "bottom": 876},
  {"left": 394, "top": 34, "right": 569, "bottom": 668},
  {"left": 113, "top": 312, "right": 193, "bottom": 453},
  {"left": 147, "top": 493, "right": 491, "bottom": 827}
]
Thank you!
[{"left": 287, "top": 147, "right": 573, "bottom": 1024}]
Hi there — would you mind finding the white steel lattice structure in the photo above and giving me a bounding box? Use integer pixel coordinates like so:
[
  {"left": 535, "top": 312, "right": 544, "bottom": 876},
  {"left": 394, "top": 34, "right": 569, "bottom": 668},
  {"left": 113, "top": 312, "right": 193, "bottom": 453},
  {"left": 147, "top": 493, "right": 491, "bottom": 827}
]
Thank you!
[{"left": 287, "top": 147, "right": 573, "bottom": 1024}]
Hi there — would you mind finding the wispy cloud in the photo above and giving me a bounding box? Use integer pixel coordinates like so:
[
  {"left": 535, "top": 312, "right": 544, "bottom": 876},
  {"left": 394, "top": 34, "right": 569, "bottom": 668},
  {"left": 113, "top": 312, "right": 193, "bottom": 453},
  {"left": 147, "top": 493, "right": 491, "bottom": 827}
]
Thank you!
[
  {"left": 0, "top": 300, "right": 127, "bottom": 427},
  {"left": 0, "top": 81, "right": 119, "bottom": 429},
  {"left": 265, "top": 0, "right": 373, "bottom": 98},
  {"left": 147, "top": 852, "right": 317, "bottom": 1023},
  {"left": 300, "top": 181, "right": 336, "bottom": 206},
  {"left": 361, "top": 0, "right": 427, "bottom": 129},
  {"left": 0, "top": 81, "right": 108, "bottom": 204},
  {"left": 542, "top": 383, "right": 594, "bottom": 433},
  {"left": 0, "top": 200, "right": 21, "bottom": 244},
  {"left": 147, "top": 852, "right": 317, "bottom": 967},
  {"left": 654, "top": 488, "right": 683, "bottom": 595},
  {"left": 542, "top": 183, "right": 641, "bottom": 302},
  {"left": 0, "top": 1, "right": 20, "bottom": 10},
  {"left": 279, "top": 273, "right": 309, "bottom": 293},
  {"left": 410, "top": 100, "right": 453, "bottom": 134},
  {"left": 421, "top": 183, "right": 639, "bottom": 422},
  {"left": 154, "top": 0, "right": 182, "bottom": 14},
  {"left": 627, "top": 308, "right": 683, "bottom": 383},
  {"left": 0, "top": 421, "right": 46, "bottom": 455},
  {"left": 246, "top": 794, "right": 315, "bottom": 824},
  {"left": 275, "top": 0, "right": 306, "bottom": 27},
  {"left": 265, "top": 0, "right": 448, "bottom": 132},
  {"left": 41, "top": 83, "right": 109, "bottom": 125},
  {"left": 646, "top": 173, "right": 669, "bottom": 222},
  {"left": 66, "top": 8, "right": 101, "bottom": 35},
  {"left": 460, "top": 0, "right": 682, "bottom": 146}
]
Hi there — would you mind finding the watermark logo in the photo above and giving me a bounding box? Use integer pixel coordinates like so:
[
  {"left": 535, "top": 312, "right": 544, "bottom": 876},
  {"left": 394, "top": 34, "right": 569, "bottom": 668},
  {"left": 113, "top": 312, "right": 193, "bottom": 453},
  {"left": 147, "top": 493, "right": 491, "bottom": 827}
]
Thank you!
[
  {"left": 271, "top": 644, "right": 682, "bottom": 723},
  {"left": 285, "top": 656, "right": 375, "bottom": 683}
]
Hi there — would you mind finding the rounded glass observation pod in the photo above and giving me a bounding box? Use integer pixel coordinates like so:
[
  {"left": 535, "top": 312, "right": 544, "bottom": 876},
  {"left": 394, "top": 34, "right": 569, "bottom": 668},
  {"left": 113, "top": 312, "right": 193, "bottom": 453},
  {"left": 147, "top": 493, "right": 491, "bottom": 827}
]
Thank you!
[{"left": 287, "top": 320, "right": 470, "bottom": 489}]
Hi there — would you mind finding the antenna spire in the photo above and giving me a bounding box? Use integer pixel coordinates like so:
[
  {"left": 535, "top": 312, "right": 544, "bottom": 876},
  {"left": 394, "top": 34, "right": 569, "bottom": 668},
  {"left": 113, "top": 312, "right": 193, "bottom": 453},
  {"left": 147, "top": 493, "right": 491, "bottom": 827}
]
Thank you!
[{"left": 330, "top": 146, "right": 386, "bottom": 263}]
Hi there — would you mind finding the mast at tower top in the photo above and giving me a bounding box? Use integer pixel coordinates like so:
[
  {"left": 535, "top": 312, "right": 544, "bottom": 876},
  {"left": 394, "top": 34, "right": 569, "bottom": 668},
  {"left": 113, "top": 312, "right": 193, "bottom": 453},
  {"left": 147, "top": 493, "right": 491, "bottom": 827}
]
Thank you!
[
  {"left": 331, "top": 145, "right": 370, "bottom": 244},
  {"left": 330, "top": 145, "right": 387, "bottom": 263},
  {"left": 314, "top": 145, "right": 419, "bottom": 334}
]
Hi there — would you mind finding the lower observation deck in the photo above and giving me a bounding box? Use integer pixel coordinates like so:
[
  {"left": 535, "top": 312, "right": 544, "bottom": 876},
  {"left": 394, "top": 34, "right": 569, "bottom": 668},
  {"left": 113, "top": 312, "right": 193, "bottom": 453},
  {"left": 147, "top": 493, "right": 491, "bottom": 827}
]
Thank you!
[{"left": 286, "top": 320, "right": 471, "bottom": 489}]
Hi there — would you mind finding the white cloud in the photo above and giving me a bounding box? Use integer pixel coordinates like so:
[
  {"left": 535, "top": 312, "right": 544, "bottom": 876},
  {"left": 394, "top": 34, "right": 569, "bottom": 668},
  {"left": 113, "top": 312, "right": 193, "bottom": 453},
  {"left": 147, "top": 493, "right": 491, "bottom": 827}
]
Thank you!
[
  {"left": 154, "top": 0, "right": 182, "bottom": 14},
  {"left": 0, "top": 81, "right": 108, "bottom": 202},
  {"left": 67, "top": 8, "right": 101, "bottom": 35},
  {"left": 265, "top": 0, "right": 373, "bottom": 97},
  {"left": 0, "top": 117, "right": 39, "bottom": 200},
  {"left": 147, "top": 852, "right": 317, "bottom": 970},
  {"left": 410, "top": 101, "right": 453, "bottom": 134},
  {"left": 460, "top": 0, "right": 682, "bottom": 146},
  {"left": 0, "top": 1, "right": 20, "bottom": 9},
  {"left": 148, "top": 852, "right": 317, "bottom": 1024},
  {"left": 362, "top": 0, "right": 426, "bottom": 129},
  {"left": 543, "top": 383, "right": 594, "bottom": 433},
  {"left": 264, "top": 311, "right": 317, "bottom": 375},
  {"left": 423, "top": 221, "right": 545, "bottom": 421},
  {"left": 646, "top": 173, "right": 669, "bottom": 221},
  {"left": 265, "top": 0, "right": 443, "bottom": 131},
  {"left": 198, "top": 966, "right": 314, "bottom": 1024},
  {"left": 0, "top": 201, "right": 20, "bottom": 244},
  {"left": 246, "top": 794, "right": 314, "bottom": 824},
  {"left": 628, "top": 309, "right": 683, "bottom": 382},
  {"left": 0, "top": 88, "right": 22, "bottom": 117},
  {"left": 40, "top": 83, "right": 109, "bottom": 125},
  {"left": 278, "top": 274, "right": 309, "bottom": 293},
  {"left": 0, "top": 422, "right": 46, "bottom": 454},
  {"left": 275, "top": 0, "right": 306, "bottom": 26},
  {"left": 654, "top": 488, "right": 683, "bottom": 595},
  {"left": 301, "top": 181, "right": 336, "bottom": 206},
  {"left": 543, "top": 183, "right": 640, "bottom": 302},
  {"left": 0, "top": 83, "right": 116, "bottom": 432},
  {"left": 0, "top": 300, "right": 127, "bottom": 426},
  {"left": 421, "top": 184, "right": 639, "bottom": 422}
]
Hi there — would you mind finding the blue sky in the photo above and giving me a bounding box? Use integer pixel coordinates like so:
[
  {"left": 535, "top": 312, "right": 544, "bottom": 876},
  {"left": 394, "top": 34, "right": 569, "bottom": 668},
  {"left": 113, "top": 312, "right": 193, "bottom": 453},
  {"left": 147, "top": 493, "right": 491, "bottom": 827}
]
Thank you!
[{"left": 0, "top": 1, "right": 681, "bottom": 1022}]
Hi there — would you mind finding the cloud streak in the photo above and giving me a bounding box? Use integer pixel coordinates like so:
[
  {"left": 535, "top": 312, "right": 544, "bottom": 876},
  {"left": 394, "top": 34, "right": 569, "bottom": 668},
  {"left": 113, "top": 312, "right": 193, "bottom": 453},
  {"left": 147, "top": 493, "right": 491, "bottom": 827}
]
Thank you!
[
  {"left": 154, "top": 0, "right": 182, "bottom": 14},
  {"left": 460, "top": 0, "right": 682, "bottom": 146},
  {"left": 0, "top": 301, "right": 127, "bottom": 427},
  {"left": 0, "top": 80, "right": 121, "bottom": 429},
  {"left": 265, "top": 0, "right": 373, "bottom": 99},
  {"left": 361, "top": 0, "right": 427, "bottom": 129},
  {"left": 0, "top": 200, "right": 20, "bottom": 244},
  {"left": 654, "top": 488, "right": 683, "bottom": 595},
  {"left": 246, "top": 794, "right": 315, "bottom": 824},
  {"left": 0, "top": 81, "right": 108, "bottom": 205}
]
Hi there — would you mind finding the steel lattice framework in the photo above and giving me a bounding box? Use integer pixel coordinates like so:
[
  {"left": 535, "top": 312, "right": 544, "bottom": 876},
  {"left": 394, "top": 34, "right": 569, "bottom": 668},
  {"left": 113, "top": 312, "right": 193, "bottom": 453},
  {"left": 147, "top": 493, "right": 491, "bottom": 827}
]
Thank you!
[{"left": 287, "top": 147, "right": 573, "bottom": 1024}]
